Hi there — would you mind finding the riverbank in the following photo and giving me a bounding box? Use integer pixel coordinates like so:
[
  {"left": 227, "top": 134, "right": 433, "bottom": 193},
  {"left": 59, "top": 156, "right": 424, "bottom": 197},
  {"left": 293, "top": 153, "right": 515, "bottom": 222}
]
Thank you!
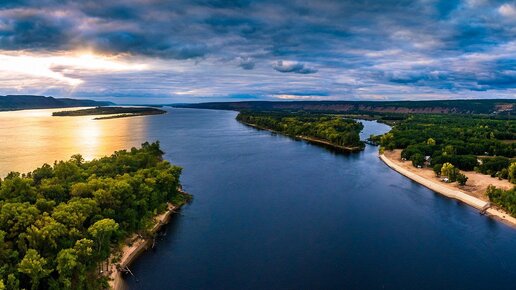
[
  {"left": 240, "top": 121, "right": 363, "bottom": 152},
  {"left": 380, "top": 151, "right": 516, "bottom": 227},
  {"left": 107, "top": 191, "right": 190, "bottom": 290}
]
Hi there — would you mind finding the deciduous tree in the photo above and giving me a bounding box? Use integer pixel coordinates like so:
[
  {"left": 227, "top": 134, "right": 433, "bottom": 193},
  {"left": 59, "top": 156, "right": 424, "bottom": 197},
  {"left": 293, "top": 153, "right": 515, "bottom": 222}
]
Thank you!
[{"left": 17, "top": 249, "right": 51, "bottom": 290}]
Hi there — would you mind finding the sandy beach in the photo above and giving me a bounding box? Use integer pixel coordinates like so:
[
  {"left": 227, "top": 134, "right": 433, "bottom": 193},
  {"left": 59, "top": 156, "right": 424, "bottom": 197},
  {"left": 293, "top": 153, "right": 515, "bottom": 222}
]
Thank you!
[
  {"left": 107, "top": 200, "right": 184, "bottom": 290},
  {"left": 380, "top": 150, "right": 516, "bottom": 227}
]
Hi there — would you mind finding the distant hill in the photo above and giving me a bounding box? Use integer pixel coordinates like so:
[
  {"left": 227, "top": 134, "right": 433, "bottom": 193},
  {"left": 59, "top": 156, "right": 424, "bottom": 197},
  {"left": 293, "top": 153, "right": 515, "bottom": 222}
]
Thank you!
[
  {"left": 0, "top": 95, "right": 114, "bottom": 111},
  {"left": 174, "top": 99, "right": 515, "bottom": 115}
]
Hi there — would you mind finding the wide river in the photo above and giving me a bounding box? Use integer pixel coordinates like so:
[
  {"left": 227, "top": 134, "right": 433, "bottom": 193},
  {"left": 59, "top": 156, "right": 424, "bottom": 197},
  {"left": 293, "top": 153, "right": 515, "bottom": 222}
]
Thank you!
[{"left": 1, "top": 107, "right": 516, "bottom": 289}]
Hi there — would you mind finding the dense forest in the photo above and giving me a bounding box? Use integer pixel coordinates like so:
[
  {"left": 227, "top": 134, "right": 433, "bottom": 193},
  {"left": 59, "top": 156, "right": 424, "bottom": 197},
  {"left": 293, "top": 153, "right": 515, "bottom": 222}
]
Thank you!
[
  {"left": 0, "top": 142, "right": 187, "bottom": 289},
  {"left": 376, "top": 114, "right": 515, "bottom": 176},
  {"left": 375, "top": 114, "right": 516, "bottom": 213},
  {"left": 176, "top": 99, "right": 515, "bottom": 115},
  {"left": 237, "top": 112, "right": 364, "bottom": 151}
]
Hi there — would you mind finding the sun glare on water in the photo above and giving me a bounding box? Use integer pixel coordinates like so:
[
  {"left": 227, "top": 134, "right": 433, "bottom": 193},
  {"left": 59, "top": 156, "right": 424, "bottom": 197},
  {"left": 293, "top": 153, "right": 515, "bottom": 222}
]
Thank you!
[{"left": 78, "top": 120, "right": 101, "bottom": 160}]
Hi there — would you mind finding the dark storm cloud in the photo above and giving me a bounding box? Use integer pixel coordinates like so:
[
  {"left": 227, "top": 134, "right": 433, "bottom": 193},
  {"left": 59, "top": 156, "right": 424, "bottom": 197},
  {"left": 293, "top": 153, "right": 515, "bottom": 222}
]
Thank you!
[
  {"left": 0, "top": 0, "right": 515, "bottom": 100},
  {"left": 90, "top": 31, "right": 209, "bottom": 59},
  {"left": 0, "top": 11, "right": 74, "bottom": 50},
  {"left": 0, "top": 0, "right": 28, "bottom": 9},
  {"left": 80, "top": 2, "right": 140, "bottom": 20},
  {"left": 477, "top": 72, "right": 516, "bottom": 89},
  {"left": 236, "top": 56, "right": 255, "bottom": 70},
  {"left": 435, "top": 0, "right": 462, "bottom": 18}
]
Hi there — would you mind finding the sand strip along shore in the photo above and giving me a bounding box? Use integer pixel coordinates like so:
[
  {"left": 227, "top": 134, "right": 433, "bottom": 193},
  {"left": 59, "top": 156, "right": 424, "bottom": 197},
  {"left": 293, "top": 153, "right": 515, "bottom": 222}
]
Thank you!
[
  {"left": 107, "top": 201, "right": 181, "bottom": 290},
  {"left": 379, "top": 154, "right": 516, "bottom": 228}
]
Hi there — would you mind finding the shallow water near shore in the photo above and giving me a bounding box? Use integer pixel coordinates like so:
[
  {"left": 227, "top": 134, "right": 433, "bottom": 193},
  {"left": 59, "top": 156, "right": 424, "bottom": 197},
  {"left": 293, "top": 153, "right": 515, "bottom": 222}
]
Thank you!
[{"left": 1, "top": 108, "right": 516, "bottom": 289}]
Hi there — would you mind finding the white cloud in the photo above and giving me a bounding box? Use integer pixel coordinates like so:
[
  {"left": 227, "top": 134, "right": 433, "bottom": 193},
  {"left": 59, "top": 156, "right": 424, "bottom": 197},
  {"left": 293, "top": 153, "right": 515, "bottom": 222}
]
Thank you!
[
  {"left": 274, "top": 94, "right": 329, "bottom": 100},
  {"left": 499, "top": 3, "right": 516, "bottom": 17},
  {"left": 272, "top": 61, "right": 318, "bottom": 74},
  {"left": 0, "top": 51, "right": 148, "bottom": 86}
]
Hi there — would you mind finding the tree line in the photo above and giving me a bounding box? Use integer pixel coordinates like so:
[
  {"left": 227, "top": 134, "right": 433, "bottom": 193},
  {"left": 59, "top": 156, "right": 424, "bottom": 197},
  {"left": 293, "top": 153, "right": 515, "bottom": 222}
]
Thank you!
[
  {"left": 237, "top": 112, "right": 364, "bottom": 149},
  {"left": 375, "top": 114, "right": 516, "bottom": 214},
  {"left": 375, "top": 114, "right": 515, "bottom": 180},
  {"left": 487, "top": 185, "right": 516, "bottom": 216},
  {"left": 0, "top": 142, "right": 186, "bottom": 289}
]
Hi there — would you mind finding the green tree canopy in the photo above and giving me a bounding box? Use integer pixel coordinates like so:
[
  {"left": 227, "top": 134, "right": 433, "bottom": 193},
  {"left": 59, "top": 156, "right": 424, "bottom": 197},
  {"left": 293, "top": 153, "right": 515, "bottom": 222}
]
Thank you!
[
  {"left": 509, "top": 162, "right": 516, "bottom": 184},
  {"left": 0, "top": 142, "right": 185, "bottom": 289},
  {"left": 17, "top": 249, "right": 51, "bottom": 290}
]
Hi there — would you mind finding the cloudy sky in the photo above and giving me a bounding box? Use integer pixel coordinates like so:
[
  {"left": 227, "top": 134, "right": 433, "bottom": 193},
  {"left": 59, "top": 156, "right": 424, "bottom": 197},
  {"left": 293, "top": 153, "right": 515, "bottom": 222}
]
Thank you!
[{"left": 0, "top": 0, "right": 515, "bottom": 103}]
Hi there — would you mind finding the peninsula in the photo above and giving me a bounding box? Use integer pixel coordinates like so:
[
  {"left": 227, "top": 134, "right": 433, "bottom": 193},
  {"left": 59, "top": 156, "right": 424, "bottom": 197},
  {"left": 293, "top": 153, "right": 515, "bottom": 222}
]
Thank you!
[
  {"left": 0, "top": 95, "right": 113, "bottom": 111},
  {"left": 236, "top": 112, "right": 365, "bottom": 152},
  {"left": 0, "top": 142, "right": 190, "bottom": 289},
  {"left": 52, "top": 106, "right": 166, "bottom": 119}
]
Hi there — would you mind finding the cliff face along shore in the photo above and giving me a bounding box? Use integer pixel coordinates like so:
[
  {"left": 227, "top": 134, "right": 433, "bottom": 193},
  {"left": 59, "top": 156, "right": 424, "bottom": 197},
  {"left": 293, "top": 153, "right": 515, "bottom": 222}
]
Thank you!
[{"left": 380, "top": 152, "right": 516, "bottom": 227}]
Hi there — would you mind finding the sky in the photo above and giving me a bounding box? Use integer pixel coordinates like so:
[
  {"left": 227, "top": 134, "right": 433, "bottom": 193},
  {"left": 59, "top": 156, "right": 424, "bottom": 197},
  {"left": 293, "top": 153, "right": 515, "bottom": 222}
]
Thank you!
[{"left": 0, "top": 0, "right": 515, "bottom": 104}]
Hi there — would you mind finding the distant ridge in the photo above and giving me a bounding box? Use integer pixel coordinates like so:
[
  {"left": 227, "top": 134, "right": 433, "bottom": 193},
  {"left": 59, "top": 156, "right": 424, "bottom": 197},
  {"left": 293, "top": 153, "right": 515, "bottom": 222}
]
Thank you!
[
  {"left": 0, "top": 95, "right": 114, "bottom": 111},
  {"left": 174, "top": 99, "right": 515, "bottom": 115}
]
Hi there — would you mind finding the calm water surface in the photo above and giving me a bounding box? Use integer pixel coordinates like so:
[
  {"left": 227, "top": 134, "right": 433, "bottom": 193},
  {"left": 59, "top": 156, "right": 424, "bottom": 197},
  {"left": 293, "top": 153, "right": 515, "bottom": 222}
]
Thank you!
[
  {"left": 1, "top": 108, "right": 515, "bottom": 290},
  {"left": 0, "top": 107, "right": 148, "bottom": 174}
]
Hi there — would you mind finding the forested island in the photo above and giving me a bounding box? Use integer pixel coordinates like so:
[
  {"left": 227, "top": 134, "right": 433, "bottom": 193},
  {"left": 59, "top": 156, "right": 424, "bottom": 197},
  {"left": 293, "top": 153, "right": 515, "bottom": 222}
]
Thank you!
[
  {"left": 237, "top": 112, "right": 364, "bottom": 152},
  {"left": 53, "top": 107, "right": 166, "bottom": 120},
  {"left": 373, "top": 114, "right": 516, "bottom": 216},
  {"left": 0, "top": 142, "right": 190, "bottom": 289}
]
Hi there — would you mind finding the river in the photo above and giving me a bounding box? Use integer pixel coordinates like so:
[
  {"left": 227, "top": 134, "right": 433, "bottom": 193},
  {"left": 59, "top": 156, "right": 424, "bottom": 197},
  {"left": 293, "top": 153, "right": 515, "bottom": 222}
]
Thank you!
[{"left": 0, "top": 108, "right": 515, "bottom": 289}]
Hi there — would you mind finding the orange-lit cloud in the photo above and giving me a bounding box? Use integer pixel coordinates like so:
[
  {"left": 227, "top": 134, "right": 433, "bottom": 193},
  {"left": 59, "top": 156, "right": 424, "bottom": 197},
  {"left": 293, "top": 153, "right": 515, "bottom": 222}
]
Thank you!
[{"left": 0, "top": 51, "right": 148, "bottom": 86}]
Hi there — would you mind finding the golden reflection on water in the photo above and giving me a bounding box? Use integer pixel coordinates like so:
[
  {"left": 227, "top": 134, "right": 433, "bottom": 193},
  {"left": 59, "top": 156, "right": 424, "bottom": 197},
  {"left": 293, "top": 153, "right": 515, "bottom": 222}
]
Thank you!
[{"left": 0, "top": 108, "right": 150, "bottom": 176}]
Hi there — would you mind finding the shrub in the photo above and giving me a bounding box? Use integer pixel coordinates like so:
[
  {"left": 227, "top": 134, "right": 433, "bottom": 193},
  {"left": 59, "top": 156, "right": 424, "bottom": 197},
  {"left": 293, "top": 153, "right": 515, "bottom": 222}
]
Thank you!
[
  {"left": 411, "top": 153, "right": 425, "bottom": 167},
  {"left": 456, "top": 173, "right": 468, "bottom": 185},
  {"left": 433, "top": 164, "right": 443, "bottom": 177}
]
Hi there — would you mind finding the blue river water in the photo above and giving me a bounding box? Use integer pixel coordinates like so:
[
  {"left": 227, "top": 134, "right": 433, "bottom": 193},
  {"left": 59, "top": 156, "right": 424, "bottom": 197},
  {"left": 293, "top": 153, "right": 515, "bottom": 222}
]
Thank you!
[{"left": 122, "top": 108, "right": 516, "bottom": 290}]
